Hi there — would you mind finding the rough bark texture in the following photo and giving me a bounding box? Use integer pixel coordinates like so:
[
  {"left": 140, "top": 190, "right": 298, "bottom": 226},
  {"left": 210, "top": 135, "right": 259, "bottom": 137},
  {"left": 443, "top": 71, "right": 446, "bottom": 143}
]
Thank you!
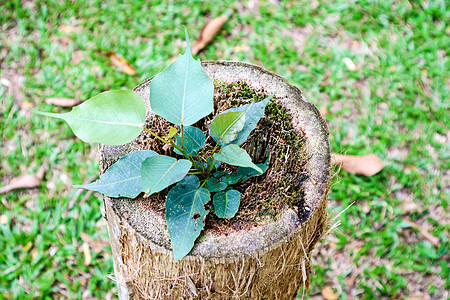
[{"left": 100, "top": 61, "right": 331, "bottom": 299}]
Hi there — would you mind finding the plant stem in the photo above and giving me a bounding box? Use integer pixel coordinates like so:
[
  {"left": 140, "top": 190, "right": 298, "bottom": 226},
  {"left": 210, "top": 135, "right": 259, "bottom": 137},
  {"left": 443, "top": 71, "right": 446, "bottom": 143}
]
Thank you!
[
  {"left": 181, "top": 124, "right": 185, "bottom": 150},
  {"left": 206, "top": 138, "right": 222, "bottom": 171},
  {"left": 142, "top": 127, "right": 185, "bottom": 155}
]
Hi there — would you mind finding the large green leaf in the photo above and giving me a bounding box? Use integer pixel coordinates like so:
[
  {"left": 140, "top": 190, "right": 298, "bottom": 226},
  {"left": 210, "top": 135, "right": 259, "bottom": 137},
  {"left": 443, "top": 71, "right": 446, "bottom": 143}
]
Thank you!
[
  {"left": 220, "top": 92, "right": 275, "bottom": 145},
  {"left": 74, "top": 150, "right": 157, "bottom": 198},
  {"left": 140, "top": 155, "right": 192, "bottom": 196},
  {"left": 237, "top": 160, "right": 269, "bottom": 179},
  {"left": 210, "top": 111, "right": 246, "bottom": 144},
  {"left": 149, "top": 29, "right": 213, "bottom": 126},
  {"left": 165, "top": 176, "right": 210, "bottom": 260},
  {"left": 213, "top": 189, "right": 241, "bottom": 218},
  {"left": 174, "top": 126, "right": 206, "bottom": 157},
  {"left": 31, "top": 90, "right": 146, "bottom": 145},
  {"left": 213, "top": 144, "right": 263, "bottom": 174}
]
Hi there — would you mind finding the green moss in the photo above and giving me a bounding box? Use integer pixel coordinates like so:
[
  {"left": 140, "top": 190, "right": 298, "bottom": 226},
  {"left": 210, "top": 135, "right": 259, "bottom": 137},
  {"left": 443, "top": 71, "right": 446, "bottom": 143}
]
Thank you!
[{"left": 213, "top": 81, "right": 267, "bottom": 105}]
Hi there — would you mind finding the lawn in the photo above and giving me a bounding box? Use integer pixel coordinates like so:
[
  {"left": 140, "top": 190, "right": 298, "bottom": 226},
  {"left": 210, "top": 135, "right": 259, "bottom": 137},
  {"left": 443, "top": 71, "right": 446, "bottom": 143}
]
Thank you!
[{"left": 0, "top": 0, "right": 448, "bottom": 299}]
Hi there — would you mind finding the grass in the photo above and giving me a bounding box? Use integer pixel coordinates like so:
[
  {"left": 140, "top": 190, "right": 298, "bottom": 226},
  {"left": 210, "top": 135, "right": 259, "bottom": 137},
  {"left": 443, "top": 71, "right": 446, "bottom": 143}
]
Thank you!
[{"left": 1, "top": 0, "right": 448, "bottom": 298}]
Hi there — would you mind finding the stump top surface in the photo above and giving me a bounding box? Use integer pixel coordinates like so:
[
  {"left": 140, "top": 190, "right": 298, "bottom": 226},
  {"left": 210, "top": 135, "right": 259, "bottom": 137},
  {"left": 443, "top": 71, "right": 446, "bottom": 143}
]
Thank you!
[{"left": 100, "top": 61, "right": 330, "bottom": 259}]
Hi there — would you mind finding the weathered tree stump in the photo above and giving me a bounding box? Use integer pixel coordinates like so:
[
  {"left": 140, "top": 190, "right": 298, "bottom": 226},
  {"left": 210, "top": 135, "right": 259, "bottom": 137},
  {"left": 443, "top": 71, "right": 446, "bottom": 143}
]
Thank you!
[{"left": 99, "top": 61, "right": 330, "bottom": 299}]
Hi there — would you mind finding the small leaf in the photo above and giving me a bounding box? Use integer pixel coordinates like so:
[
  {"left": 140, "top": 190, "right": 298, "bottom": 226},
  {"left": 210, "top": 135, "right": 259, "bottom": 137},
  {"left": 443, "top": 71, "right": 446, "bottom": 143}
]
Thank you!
[
  {"left": 321, "top": 286, "right": 338, "bottom": 300},
  {"left": 174, "top": 126, "right": 206, "bottom": 157},
  {"left": 83, "top": 242, "right": 91, "bottom": 266},
  {"left": 150, "top": 29, "right": 213, "bottom": 126},
  {"left": 45, "top": 98, "right": 81, "bottom": 107},
  {"left": 192, "top": 15, "right": 228, "bottom": 55},
  {"left": 331, "top": 153, "right": 384, "bottom": 176},
  {"left": 165, "top": 176, "right": 210, "bottom": 260},
  {"left": 31, "top": 90, "right": 146, "bottom": 145},
  {"left": 213, "top": 144, "right": 263, "bottom": 174},
  {"left": 141, "top": 155, "right": 192, "bottom": 196},
  {"left": 107, "top": 51, "right": 137, "bottom": 75},
  {"left": 213, "top": 190, "right": 241, "bottom": 218},
  {"left": 166, "top": 126, "right": 179, "bottom": 139},
  {"left": 210, "top": 111, "right": 246, "bottom": 144},
  {"left": 220, "top": 92, "right": 275, "bottom": 145},
  {"left": 75, "top": 150, "right": 158, "bottom": 198},
  {"left": 205, "top": 177, "right": 227, "bottom": 192}
]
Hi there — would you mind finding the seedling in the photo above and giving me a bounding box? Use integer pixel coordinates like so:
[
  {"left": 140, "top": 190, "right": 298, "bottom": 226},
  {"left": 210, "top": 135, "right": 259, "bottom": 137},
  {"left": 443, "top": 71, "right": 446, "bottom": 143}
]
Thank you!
[{"left": 32, "top": 29, "right": 274, "bottom": 260}]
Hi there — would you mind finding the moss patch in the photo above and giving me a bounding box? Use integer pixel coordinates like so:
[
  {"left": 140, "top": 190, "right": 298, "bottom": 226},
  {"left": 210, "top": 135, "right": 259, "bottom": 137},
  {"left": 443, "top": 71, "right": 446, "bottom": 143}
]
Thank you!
[{"left": 134, "top": 81, "right": 309, "bottom": 236}]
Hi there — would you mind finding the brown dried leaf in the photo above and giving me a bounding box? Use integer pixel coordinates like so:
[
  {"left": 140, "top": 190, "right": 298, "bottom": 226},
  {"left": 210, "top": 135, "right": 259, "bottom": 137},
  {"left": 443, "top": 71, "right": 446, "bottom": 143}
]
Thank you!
[
  {"left": 192, "top": 15, "right": 228, "bottom": 55},
  {"left": 409, "top": 220, "right": 440, "bottom": 247},
  {"left": 343, "top": 57, "right": 357, "bottom": 71},
  {"left": 0, "top": 163, "right": 47, "bottom": 194},
  {"left": 107, "top": 51, "right": 137, "bottom": 75},
  {"left": 321, "top": 286, "right": 338, "bottom": 300},
  {"left": 59, "top": 24, "right": 83, "bottom": 33},
  {"left": 0, "top": 215, "right": 7, "bottom": 224},
  {"left": 319, "top": 105, "right": 328, "bottom": 117},
  {"left": 80, "top": 232, "right": 109, "bottom": 253},
  {"left": 82, "top": 242, "right": 91, "bottom": 266},
  {"left": 45, "top": 98, "right": 81, "bottom": 107},
  {"left": 407, "top": 295, "right": 431, "bottom": 300},
  {"left": 331, "top": 153, "right": 384, "bottom": 176}
]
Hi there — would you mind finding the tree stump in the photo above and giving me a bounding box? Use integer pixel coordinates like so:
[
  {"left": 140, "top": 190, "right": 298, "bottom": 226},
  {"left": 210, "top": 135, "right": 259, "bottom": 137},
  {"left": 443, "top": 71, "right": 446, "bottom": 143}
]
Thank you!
[{"left": 99, "top": 61, "right": 331, "bottom": 299}]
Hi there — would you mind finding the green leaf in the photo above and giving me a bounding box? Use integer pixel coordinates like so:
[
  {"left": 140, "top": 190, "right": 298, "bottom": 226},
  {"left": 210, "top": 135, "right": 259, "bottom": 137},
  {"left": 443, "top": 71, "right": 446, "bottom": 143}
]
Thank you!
[
  {"left": 140, "top": 155, "right": 192, "bottom": 196},
  {"left": 213, "top": 144, "right": 263, "bottom": 174},
  {"left": 213, "top": 190, "right": 241, "bottom": 218},
  {"left": 74, "top": 150, "right": 157, "bottom": 198},
  {"left": 221, "top": 173, "right": 244, "bottom": 185},
  {"left": 165, "top": 126, "right": 179, "bottom": 139},
  {"left": 174, "top": 126, "right": 206, "bottom": 157},
  {"left": 165, "top": 176, "right": 210, "bottom": 260},
  {"left": 149, "top": 29, "right": 214, "bottom": 126},
  {"left": 237, "top": 163, "right": 269, "bottom": 179},
  {"left": 31, "top": 90, "right": 146, "bottom": 145},
  {"left": 213, "top": 171, "right": 228, "bottom": 179},
  {"left": 204, "top": 177, "right": 227, "bottom": 192},
  {"left": 220, "top": 92, "right": 275, "bottom": 145},
  {"left": 210, "top": 111, "right": 246, "bottom": 144}
]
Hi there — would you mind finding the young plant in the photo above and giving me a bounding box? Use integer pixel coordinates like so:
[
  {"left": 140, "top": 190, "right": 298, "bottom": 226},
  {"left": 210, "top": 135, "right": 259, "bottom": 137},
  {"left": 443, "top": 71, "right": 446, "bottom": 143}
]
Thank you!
[{"left": 32, "top": 29, "right": 274, "bottom": 260}]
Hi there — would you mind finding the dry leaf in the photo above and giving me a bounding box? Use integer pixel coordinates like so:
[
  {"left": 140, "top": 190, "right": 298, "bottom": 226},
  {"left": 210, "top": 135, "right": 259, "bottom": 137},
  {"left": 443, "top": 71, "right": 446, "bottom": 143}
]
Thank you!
[
  {"left": 83, "top": 242, "right": 91, "bottom": 266},
  {"left": 23, "top": 241, "right": 33, "bottom": 252},
  {"left": 107, "top": 51, "right": 137, "bottom": 75},
  {"left": 0, "top": 163, "right": 47, "bottom": 194},
  {"left": 0, "top": 215, "right": 7, "bottom": 224},
  {"left": 192, "top": 15, "right": 228, "bottom": 55},
  {"left": 45, "top": 98, "right": 81, "bottom": 107},
  {"left": 31, "top": 248, "right": 39, "bottom": 259},
  {"left": 409, "top": 221, "right": 440, "bottom": 247},
  {"left": 59, "top": 24, "right": 83, "bottom": 33},
  {"left": 407, "top": 295, "right": 431, "bottom": 300},
  {"left": 331, "top": 153, "right": 384, "bottom": 176},
  {"left": 321, "top": 286, "right": 338, "bottom": 300},
  {"left": 343, "top": 57, "right": 357, "bottom": 71},
  {"left": 319, "top": 105, "right": 328, "bottom": 117},
  {"left": 80, "top": 232, "right": 109, "bottom": 253}
]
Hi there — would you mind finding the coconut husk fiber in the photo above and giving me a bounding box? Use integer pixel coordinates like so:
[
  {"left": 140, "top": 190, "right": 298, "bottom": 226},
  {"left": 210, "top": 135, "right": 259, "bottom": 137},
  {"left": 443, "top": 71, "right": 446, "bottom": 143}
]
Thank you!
[{"left": 99, "top": 61, "right": 331, "bottom": 299}]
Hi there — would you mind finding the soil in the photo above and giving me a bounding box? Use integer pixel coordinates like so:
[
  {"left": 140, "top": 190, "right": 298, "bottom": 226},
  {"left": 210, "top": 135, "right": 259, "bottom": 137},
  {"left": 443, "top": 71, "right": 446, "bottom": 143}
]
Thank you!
[{"left": 134, "top": 81, "right": 309, "bottom": 236}]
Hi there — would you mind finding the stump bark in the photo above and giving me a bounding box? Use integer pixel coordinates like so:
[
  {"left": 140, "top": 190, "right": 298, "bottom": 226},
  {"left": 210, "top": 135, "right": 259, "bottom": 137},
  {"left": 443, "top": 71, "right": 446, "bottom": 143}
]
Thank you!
[{"left": 99, "top": 61, "right": 331, "bottom": 299}]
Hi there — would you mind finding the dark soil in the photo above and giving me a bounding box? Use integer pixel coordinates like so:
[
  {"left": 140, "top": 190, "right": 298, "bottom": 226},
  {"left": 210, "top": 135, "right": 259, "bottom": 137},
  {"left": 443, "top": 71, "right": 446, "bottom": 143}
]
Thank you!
[{"left": 135, "top": 81, "right": 309, "bottom": 236}]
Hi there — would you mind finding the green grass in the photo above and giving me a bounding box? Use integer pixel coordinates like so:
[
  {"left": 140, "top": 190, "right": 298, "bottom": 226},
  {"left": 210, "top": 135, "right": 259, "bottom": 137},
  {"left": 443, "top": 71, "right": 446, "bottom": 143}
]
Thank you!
[{"left": 1, "top": 0, "right": 448, "bottom": 298}]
